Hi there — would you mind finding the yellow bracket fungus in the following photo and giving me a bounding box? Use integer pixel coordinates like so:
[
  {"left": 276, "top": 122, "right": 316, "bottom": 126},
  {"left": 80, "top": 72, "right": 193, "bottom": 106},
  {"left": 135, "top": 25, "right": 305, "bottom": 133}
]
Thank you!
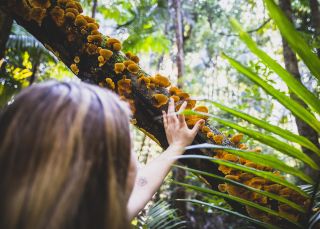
[
  {"left": 117, "top": 76, "right": 132, "bottom": 96},
  {"left": 154, "top": 74, "right": 171, "bottom": 88},
  {"left": 114, "top": 63, "right": 125, "bottom": 74},
  {"left": 152, "top": 94, "right": 169, "bottom": 108},
  {"left": 70, "top": 63, "right": 79, "bottom": 75},
  {"left": 127, "top": 63, "right": 139, "bottom": 74},
  {"left": 170, "top": 95, "right": 180, "bottom": 103},
  {"left": 230, "top": 133, "right": 244, "bottom": 145},
  {"left": 105, "top": 78, "right": 115, "bottom": 90}
]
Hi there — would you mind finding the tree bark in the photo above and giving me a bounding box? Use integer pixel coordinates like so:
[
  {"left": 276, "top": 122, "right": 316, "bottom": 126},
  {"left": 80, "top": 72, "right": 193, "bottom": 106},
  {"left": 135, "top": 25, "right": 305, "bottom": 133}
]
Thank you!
[
  {"left": 91, "top": 0, "right": 98, "bottom": 19},
  {"left": 309, "top": 0, "right": 320, "bottom": 56},
  {"left": 0, "top": 10, "right": 13, "bottom": 59},
  {"left": 279, "top": 0, "right": 320, "bottom": 178},
  {"left": 173, "top": 0, "right": 184, "bottom": 88}
]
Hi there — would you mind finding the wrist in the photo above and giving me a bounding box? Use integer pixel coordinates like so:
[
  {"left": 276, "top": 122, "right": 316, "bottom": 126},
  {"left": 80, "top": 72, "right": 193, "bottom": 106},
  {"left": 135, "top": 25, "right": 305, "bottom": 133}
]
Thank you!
[{"left": 167, "top": 144, "right": 185, "bottom": 155}]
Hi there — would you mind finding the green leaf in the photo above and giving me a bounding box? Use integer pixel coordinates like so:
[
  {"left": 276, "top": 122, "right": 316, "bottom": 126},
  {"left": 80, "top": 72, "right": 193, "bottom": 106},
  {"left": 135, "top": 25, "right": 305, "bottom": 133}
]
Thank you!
[
  {"left": 177, "top": 199, "right": 281, "bottom": 229},
  {"left": 221, "top": 53, "right": 320, "bottom": 134},
  {"left": 174, "top": 164, "right": 305, "bottom": 213},
  {"left": 264, "top": 0, "right": 320, "bottom": 81},
  {"left": 174, "top": 182, "right": 303, "bottom": 228},
  {"left": 175, "top": 154, "right": 309, "bottom": 198},
  {"left": 229, "top": 18, "right": 320, "bottom": 115},
  {"left": 207, "top": 100, "right": 320, "bottom": 157},
  {"left": 185, "top": 143, "right": 314, "bottom": 184},
  {"left": 182, "top": 110, "right": 319, "bottom": 171}
]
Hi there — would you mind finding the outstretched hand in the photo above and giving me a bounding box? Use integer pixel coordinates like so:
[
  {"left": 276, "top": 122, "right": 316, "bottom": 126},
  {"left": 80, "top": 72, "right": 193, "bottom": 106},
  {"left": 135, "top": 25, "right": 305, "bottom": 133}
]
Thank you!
[{"left": 162, "top": 98, "right": 204, "bottom": 151}]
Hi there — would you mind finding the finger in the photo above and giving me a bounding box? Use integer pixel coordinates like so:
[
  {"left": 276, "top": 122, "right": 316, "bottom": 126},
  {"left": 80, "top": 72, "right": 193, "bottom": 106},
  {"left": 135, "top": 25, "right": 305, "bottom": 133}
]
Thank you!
[
  {"left": 178, "top": 101, "right": 187, "bottom": 124},
  {"left": 162, "top": 111, "right": 168, "bottom": 129},
  {"left": 167, "top": 98, "right": 178, "bottom": 124},
  {"left": 168, "top": 98, "right": 175, "bottom": 114},
  {"left": 191, "top": 119, "right": 205, "bottom": 135}
]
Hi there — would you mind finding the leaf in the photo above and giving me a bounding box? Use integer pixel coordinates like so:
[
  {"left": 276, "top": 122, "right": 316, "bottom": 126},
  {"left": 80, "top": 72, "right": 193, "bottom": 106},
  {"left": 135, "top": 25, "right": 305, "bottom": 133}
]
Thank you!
[
  {"left": 174, "top": 182, "right": 303, "bottom": 228},
  {"left": 207, "top": 100, "right": 320, "bottom": 157},
  {"left": 174, "top": 164, "right": 305, "bottom": 213},
  {"left": 229, "top": 18, "right": 320, "bottom": 115},
  {"left": 174, "top": 154, "right": 309, "bottom": 198},
  {"left": 264, "top": 0, "right": 320, "bottom": 81},
  {"left": 221, "top": 53, "right": 320, "bottom": 134},
  {"left": 185, "top": 143, "right": 314, "bottom": 184},
  {"left": 182, "top": 110, "right": 319, "bottom": 171},
  {"left": 177, "top": 199, "right": 281, "bottom": 229},
  {"left": 144, "top": 200, "right": 186, "bottom": 229}
]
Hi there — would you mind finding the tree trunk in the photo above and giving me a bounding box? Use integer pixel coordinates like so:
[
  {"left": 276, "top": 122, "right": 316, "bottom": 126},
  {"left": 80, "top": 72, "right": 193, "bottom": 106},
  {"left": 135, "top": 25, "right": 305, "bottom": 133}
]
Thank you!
[
  {"left": 91, "top": 0, "right": 98, "bottom": 19},
  {"left": 29, "top": 54, "right": 41, "bottom": 85},
  {"left": 173, "top": 0, "right": 184, "bottom": 88},
  {"left": 279, "top": 0, "right": 320, "bottom": 178},
  {"left": 309, "top": 0, "right": 320, "bottom": 56},
  {"left": 0, "top": 10, "right": 13, "bottom": 59}
]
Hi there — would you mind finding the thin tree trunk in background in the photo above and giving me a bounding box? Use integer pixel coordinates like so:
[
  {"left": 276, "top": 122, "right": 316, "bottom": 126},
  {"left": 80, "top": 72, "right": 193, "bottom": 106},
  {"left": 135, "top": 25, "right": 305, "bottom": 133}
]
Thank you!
[
  {"left": 173, "top": 0, "right": 184, "bottom": 88},
  {"left": 279, "top": 0, "right": 320, "bottom": 178},
  {"left": 172, "top": 0, "right": 187, "bottom": 217},
  {"left": 91, "top": 0, "right": 98, "bottom": 19},
  {"left": 29, "top": 55, "right": 41, "bottom": 85},
  {"left": 0, "top": 11, "right": 13, "bottom": 59},
  {"left": 309, "top": 0, "right": 320, "bottom": 57}
]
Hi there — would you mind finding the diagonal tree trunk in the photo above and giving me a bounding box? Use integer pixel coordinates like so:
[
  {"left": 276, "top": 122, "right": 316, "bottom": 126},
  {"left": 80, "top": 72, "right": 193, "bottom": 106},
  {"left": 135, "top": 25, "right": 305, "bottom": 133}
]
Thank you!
[
  {"left": 279, "top": 0, "right": 320, "bottom": 179},
  {"left": 0, "top": 10, "right": 13, "bottom": 59}
]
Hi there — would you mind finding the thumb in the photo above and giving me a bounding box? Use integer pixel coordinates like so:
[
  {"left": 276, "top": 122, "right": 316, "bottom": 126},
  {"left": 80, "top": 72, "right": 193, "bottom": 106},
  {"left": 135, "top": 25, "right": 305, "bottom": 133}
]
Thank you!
[{"left": 191, "top": 119, "right": 205, "bottom": 135}]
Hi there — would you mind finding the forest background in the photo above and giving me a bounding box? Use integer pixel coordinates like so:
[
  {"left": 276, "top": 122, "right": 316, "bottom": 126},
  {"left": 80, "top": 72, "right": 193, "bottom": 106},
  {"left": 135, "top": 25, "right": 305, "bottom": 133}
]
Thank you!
[{"left": 0, "top": 0, "right": 319, "bottom": 228}]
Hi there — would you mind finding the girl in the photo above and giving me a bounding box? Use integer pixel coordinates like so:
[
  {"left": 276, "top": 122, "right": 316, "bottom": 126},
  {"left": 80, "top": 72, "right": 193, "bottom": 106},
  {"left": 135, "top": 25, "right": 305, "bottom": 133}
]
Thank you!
[{"left": 0, "top": 81, "right": 203, "bottom": 229}]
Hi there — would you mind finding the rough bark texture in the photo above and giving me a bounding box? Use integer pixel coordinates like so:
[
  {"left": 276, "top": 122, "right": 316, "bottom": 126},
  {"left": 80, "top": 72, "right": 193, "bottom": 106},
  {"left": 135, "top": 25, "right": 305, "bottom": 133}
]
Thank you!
[
  {"left": 309, "top": 0, "right": 320, "bottom": 57},
  {"left": 279, "top": 0, "right": 320, "bottom": 179},
  {"left": 0, "top": 10, "right": 13, "bottom": 59}
]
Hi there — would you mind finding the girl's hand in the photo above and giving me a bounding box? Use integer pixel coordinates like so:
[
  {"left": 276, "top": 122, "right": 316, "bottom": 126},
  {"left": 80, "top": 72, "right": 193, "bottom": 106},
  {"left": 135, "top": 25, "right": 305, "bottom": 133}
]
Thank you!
[{"left": 162, "top": 98, "right": 204, "bottom": 151}]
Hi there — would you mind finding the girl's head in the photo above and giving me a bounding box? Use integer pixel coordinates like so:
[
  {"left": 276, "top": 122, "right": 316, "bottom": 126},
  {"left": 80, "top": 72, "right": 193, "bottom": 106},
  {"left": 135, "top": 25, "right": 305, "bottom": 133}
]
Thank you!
[{"left": 0, "top": 81, "right": 133, "bottom": 229}]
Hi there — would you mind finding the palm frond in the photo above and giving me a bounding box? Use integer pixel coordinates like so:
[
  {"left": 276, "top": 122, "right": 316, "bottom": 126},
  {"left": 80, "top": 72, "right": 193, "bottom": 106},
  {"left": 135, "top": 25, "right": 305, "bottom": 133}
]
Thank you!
[{"left": 136, "top": 200, "right": 186, "bottom": 229}]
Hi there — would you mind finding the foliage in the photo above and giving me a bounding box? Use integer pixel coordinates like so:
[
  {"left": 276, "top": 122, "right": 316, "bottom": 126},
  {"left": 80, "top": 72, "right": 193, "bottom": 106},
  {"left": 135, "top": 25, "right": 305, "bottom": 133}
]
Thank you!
[
  {"left": 99, "top": 0, "right": 171, "bottom": 53},
  {"left": 176, "top": 0, "right": 320, "bottom": 228},
  {"left": 132, "top": 200, "right": 186, "bottom": 229}
]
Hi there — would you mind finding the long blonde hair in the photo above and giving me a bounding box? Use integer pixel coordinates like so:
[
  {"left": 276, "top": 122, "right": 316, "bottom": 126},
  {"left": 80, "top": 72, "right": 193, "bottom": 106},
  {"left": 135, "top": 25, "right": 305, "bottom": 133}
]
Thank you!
[{"left": 0, "top": 81, "right": 132, "bottom": 229}]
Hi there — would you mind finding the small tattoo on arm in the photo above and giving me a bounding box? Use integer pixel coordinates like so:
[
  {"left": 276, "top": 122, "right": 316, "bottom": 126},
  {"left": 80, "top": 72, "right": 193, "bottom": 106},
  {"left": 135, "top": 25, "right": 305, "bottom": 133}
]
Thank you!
[{"left": 137, "top": 177, "right": 148, "bottom": 187}]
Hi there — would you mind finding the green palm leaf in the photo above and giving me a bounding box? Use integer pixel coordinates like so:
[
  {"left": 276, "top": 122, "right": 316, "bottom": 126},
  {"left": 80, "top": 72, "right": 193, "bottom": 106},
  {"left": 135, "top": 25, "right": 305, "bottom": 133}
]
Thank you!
[
  {"left": 229, "top": 18, "right": 320, "bottom": 114},
  {"left": 264, "top": 0, "right": 320, "bottom": 81},
  {"left": 182, "top": 110, "right": 319, "bottom": 171},
  {"left": 174, "top": 164, "right": 305, "bottom": 213},
  {"left": 206, "top": 100, "right": 320, "bottom": 157},
  {"left": 177, "top": 199, "right": 281, "bottom": 229},
  {"left": 174, "top": 181, "right": 303, "bottom": 228},
  {"left": 221, "top": 53, "right": 320, "bottom": 134},
  {"left": 137, "top": 201, "right": 186, "bottom": 229},
  {"left": 175, "top": 154, "right": 309, "bottom": 198},
  {"left": 185, "top": 143, "right": 314, "bottom": 184}
]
